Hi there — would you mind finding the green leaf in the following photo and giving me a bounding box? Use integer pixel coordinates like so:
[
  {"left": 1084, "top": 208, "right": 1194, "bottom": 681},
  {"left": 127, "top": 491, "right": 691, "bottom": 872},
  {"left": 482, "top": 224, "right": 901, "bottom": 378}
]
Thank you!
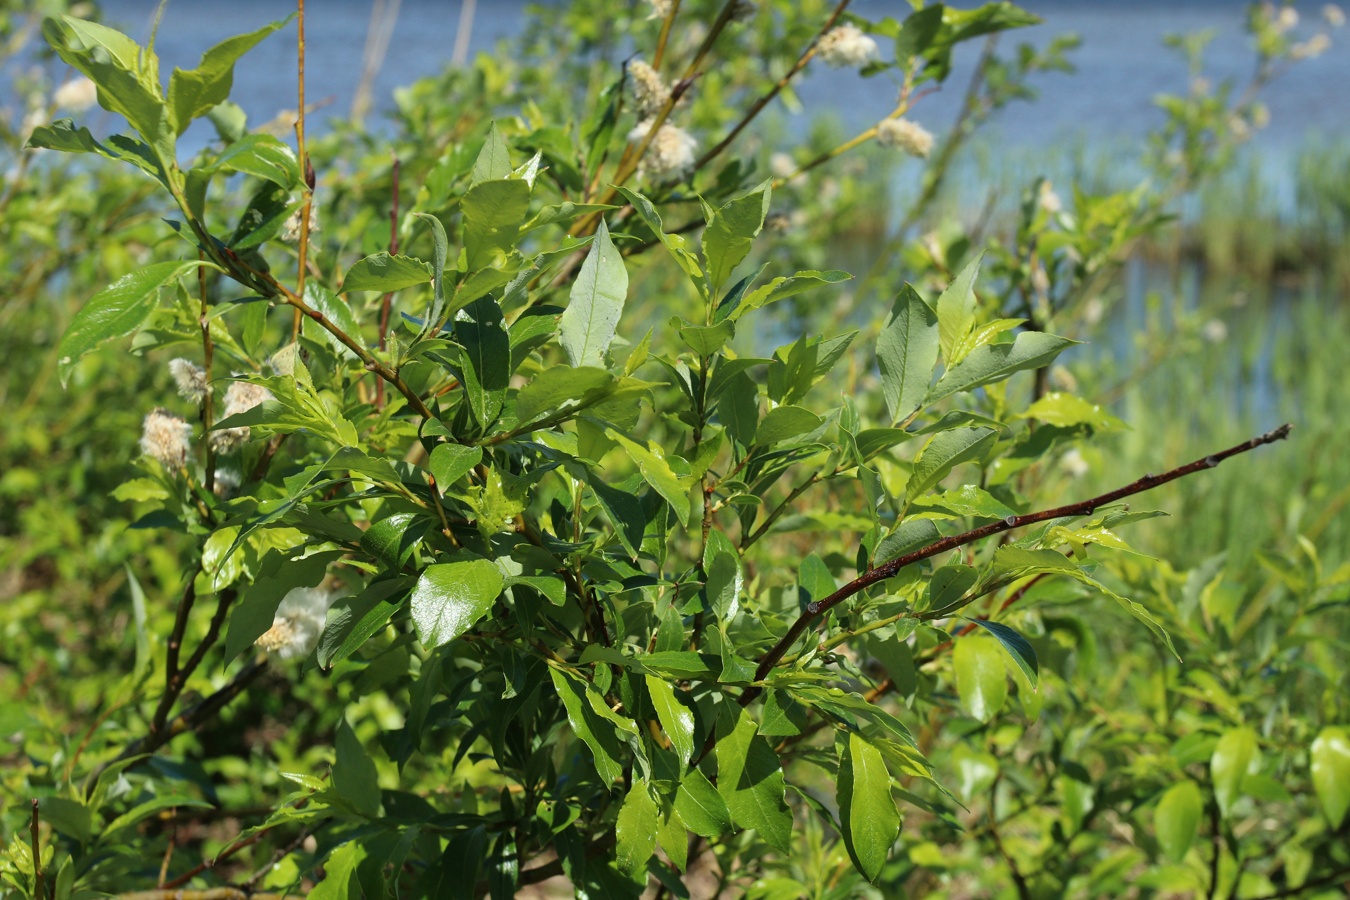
[
  {"left": 359, "top": 513, "right": 427, "bottom": 571},
  {"left": 1211, "top": 727, "right": 1260, "bottom": 819},
  {"left": 203, "top": 133, "right": 300, "bottom": 187},
  {"left": 584, "top": 470, "right": 645, "bottom": 559},
  {"left": 906, "top": 427, "right": 997, "bottom": 501},
  {"left": 730, "top": 270, "right": 852, "bottom": 323},
  {"left": 224, "top": 550, "right": 340, "bottom": 664},
  {"left": 646, "top": 676, "right": 696, "bottom": 765},
  {"left": 607, "top": 428, "right": 691, "bottom": 525},
  {"left": 1311, "top": 726, "right": 1350, "bottom": 828},
  {"left": 59, "top": 261, "right": 214, "bottom": 386},
  {"left": 454, "top": 297, "right": 510, "bottom": 430},
  {"left": 341, "top": 253, "right": 433, "bottom": 294},
  {"left": 838, "top": 732, "right": 900, "bottom": 882},
  {"left": 926, "top": 331, "right": 1078, "bottom": 403},
  {"left": 167, "top": 19, "right": 287, "bottom": 135},
  {"left": 877, "top": 284, "right": 940, "bottom": 424},
  {"left": 334, "top": 719, "right": 381, "bottom": 817},
  {"left": 215, "top": 368, "right": 359, "bottom": 448},
  {"left": 936, "top": 252, "right": 983, "bottom": 365},
  {"left": 704, "top": 529, "right": 743, "bottom": 622},
  {"left": 675, "top": 768, "right": 732, "bottom": 838},
  {"left": 317, "top": 578, "right": 413, "bottom": 667},
  {"left": 922, "top": 484, "right": 1016, "bottom": 519},
  {"left": 677, "top": 319, "right": 735, "bottom": 356},
  {"left": 703, "top": 181, "right": 772, "bottom": 295},
  {"left": 26, "top": 119, "right": 168, "bottom": 184},
  {"left": 548, "top": 667, "right": 628, "bottom": 784},
  {"left": 614, "top": 185, "right": 707, "bottom": 297},
  {"left": 43, "top": 16, "right": 173, "bottom": 157},
  {"left": 615, "top": 780, "right": 660, "bottom": 876},
  {"left": 409, "top": 558, "right": 505, "bottom": 648},
  {"left": 309, "top": 840, "right": 367, "bottom": 900},
  {"left": 471, "top": 121, "right": 512, "bottom": 185},
  {"left": 924, "top": 563, "right": 976, "bottom": 614},
  {"left": 302, "top": 281, "right": 362, "bottom": 360},
  {"left": 101, "top": 795, "right": 213, "bottom": 838},
  {"left": 715, "top": 704, "right": 791, "bottom": 854},
  {"left": 755, "top": 405, "right": 823, "bottom": 446},
  {"left": 37, "top": 797, "right": 92, "bottom": 845},
  {"left": 515, "top": 366, "right": 613, "bottom": 425},
  {"left": 954, "top": 633, "right": 1006, "bottom": 722},
  {"left": 966, "top": 619, "right": 1038, "bottom": 689},
  {"left": 717, "top": 371, "right": 759, "bottom": 449},
  {"left": 428, "top": 444, "right": 483, "bottom": 490},
  {"left": 412, "top": 212, "right": 449, "bottom": 336},
  {"left": 1154, "top": 781, "right": 1203, "bottom": 864},
  {"left": 873, "top": 519, "right": 941, "bottom": 567},
  {"left": 462, "top": 178, "right": 532, "bottom": 271},
  {"left": 560, "top": 219, "right": 628, "bottom": 368},
  {"left": 1021, "top": 392, "right": 1127, "bottom": 431}
]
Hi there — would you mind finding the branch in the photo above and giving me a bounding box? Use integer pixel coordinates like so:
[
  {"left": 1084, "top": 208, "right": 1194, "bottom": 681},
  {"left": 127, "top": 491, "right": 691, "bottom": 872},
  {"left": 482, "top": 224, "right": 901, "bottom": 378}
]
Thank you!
[{"left": 740, "top": 424, "right": 1292, "bottom": 706}]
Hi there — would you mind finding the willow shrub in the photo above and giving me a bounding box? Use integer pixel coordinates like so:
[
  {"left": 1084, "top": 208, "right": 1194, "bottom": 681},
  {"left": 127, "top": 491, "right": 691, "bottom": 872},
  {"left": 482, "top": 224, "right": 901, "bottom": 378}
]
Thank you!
[{"left": 6, "top": 2, "right": 1345, "bottom": 898}]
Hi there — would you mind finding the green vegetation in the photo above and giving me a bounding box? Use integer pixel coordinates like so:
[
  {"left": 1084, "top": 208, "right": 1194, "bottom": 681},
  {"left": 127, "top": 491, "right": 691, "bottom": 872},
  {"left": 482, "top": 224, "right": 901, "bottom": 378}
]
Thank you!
[{"left": 1, "top": 1, "right": 1346, "bottom": 898}]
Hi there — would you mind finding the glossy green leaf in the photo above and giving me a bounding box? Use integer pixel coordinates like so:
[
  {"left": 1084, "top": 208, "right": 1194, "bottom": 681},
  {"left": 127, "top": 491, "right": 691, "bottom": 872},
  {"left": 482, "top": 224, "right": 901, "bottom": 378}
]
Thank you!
[
  {"left": 755, "top": 405, "right": 823, "bottom": 446},
  {"left": 954, "top": 633, "right": 1007, "bottom": 722},
  {"left": 1154, "top": 780, "right": 1203, "bottom": 863},
  {"left": 585, "top": 471, "right": 645, "bottom": 559},
  {"left": 167, "top": 19, "right": 287, "bottom": 135},
  {"left": 936, "top": 252, "right": 983, "bottom": 364},
  {"left": 926, "top": 331, "right": 1078, "bottom": 403},
  {"left": 703, "top": 181, "right": 771, "bottom": 294},
  {"left": 646, "top": 676, "right": 696, "bottom": 765},
  {"left": 204, "top": 133, "right": 300, "bottom": 187},
  {"left": 906, "top": 426, "right": 997, "bottom": 501},
  {"left": 341, "top": 253, "right": 433, "bottom": 294},
  {"left": 607, "top": 428, "right": 691, "bottom": 525},
  {"left": 967, "top": 619, "right": 1038, "bottom": 689},
  {"left": 1311, "top": 726, "right": 1350, "bottom": 828},
  {"left": 59, "top": 261, "right": 213, "bottom": 386},
  {"left": 302, "top": 281, "right": 362, "bottom": 360},
  {"left": 717, "top": 371, "right": 759, "bottom": 448},
  {"left": 462, "top": 178, "right": 532, "bottom": 271},
  {"left": 360, "top": 513, "right": 427, "bottom": 571},
  {"left": 675, "top": 767, "right": 732, "bottom": 837},
  {"left": 428, "top": 443, "right": 483, "bottom": 490},
  {"left": 730, "top": 269, "right": 852, "bottom": 323},
  {"left": 715, "top": 704, "right": 792, "bottom": 854},
  {"left": 334, "top": 719, "right": 381, "bottom": 817},
  {"left": 877, "top": 284, "right": 940, "bottom": 424},
  {"left": 409, "top": 558, "right": 505, "bottom": 648},
  {"left": 615, "top": 779, "right": 659, "bottom": 876},
  {"left": 1211, "top": 727, "right": 1260, "bottom": 818},
  {"left": 455, "top": 296, "right": 510, "bottom": 430},
  {"left": 560, "top": 219, "right": 628, "bottom": 367},
  {"left": 37, "top": 797, "right": 92, "bottom": 845},
  {"left": 678, "top": 319, "right": 735, "bottom": 356},
  {"left": 317, "top": 578, "right": 412, "bottom": 667},
  {"left": 923, "top": 563, "right": 976, "bottom": 614},
  {"left": 838, "top": 732, "right": 901, "bottom": 882}
]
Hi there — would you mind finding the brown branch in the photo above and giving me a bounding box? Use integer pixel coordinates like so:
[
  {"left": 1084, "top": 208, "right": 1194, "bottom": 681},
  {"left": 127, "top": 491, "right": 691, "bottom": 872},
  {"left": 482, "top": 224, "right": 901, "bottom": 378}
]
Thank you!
[
  {"left": 114, "top": 655, "right": 268, "bottom": 767},
  {"left": 693, "top": 0, "right": 851, "bottom": 170},
  {"left": 740, "top": 424, "right": 1292, "bottom": 707}
]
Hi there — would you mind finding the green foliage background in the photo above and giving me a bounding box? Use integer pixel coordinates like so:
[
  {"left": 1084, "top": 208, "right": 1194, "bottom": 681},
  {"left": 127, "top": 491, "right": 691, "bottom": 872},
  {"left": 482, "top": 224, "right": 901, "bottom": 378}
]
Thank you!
[{"left": 1, "top": 0, "right": 1348, "bottom": 898}]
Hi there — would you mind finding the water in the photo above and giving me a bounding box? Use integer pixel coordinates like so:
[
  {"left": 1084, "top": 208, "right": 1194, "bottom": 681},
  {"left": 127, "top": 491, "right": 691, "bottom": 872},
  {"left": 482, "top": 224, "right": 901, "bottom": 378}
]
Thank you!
[{"left": 65, "top": 0, "right": 1350, "bottom": 174}]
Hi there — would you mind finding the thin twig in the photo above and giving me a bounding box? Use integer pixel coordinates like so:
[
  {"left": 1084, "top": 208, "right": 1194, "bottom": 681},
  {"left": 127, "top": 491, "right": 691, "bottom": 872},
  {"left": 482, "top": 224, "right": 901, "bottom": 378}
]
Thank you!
[
  {"left": 739, "top": 424, "right": 1292, "bottom": 708},
  {"left": 30, "top": 799, "right": 43, "bottom": 900},
  {"left": 292, "top": 0, "right": 312, "bottom": 342}
]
